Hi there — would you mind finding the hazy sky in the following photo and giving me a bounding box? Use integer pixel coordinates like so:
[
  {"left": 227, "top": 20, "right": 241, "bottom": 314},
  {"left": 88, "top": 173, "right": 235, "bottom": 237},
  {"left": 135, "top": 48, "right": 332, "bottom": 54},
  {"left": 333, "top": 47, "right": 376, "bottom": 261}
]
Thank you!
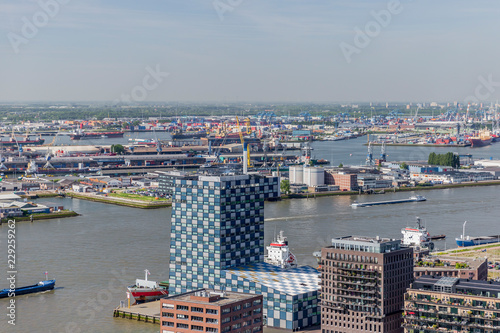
[{"left": 1, "top": 0, "right": 500, "bottom": 103}]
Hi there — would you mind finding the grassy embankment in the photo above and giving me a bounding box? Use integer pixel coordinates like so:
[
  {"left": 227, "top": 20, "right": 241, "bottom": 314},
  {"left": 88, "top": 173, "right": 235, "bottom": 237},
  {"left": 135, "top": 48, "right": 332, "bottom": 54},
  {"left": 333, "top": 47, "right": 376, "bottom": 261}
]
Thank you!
[
  {"left": 1, "top": 210, "right": 79, "bottom": 223},
  {"left": 66, "top": 192, "right": 171, "bottom": 209}
]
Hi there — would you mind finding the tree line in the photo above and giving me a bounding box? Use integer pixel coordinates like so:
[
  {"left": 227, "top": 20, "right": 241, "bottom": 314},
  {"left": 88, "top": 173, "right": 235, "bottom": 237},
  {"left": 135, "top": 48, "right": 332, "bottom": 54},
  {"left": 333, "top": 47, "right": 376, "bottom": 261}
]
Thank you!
[{"left": 428, "top": 152, "right": 460, "bottom": 168}]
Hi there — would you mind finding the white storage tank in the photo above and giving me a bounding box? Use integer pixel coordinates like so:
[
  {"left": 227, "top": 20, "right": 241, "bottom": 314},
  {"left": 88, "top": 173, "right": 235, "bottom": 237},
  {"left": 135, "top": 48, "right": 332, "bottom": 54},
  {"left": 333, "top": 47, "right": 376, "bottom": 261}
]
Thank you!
[
  {"left": 304, "top": 167, "right": 325, "bottom": 187},
  {"left": 289, "top": 165, "right": 304, "bottom": 184}
]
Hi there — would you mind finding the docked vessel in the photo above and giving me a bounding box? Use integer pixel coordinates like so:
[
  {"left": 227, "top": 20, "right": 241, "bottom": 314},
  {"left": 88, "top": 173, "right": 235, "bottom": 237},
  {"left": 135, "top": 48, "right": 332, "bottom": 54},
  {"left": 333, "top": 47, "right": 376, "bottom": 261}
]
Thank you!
[
  {"left": 127, "top": 270, "right": 168, "bottom": 304},
  {"left": 70, "top": 131, "right": 124, "bottom": 140},
  {"left": 468, "top": 130, "right": 492, "bottom": 147},
  {"left": 456, "top": 221, "right": 500, "bottom": 247},
  {"left": 0, "top": 279, "right": 55, "bottom": 298},
  {"left": 351, "top": 195, "right": 426, "bottom": 207},
  {"left": 401, "top": 217, "right": 434, "bottom": 250},
  {"left": 0, "top": 135, "right": 45, "bottom": 146},
  {"left": 171, "top": 131, "right": 206, "bottom": 139},
  {"left": 264, "top": 230, "right": 297, "bottom": 269}
]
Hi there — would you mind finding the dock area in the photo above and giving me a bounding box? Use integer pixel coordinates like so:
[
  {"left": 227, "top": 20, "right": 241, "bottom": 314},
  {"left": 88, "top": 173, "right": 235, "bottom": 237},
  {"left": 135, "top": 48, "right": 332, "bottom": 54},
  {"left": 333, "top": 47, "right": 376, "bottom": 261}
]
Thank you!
[{"left": 113, "top": 300, "right": 161, "bottom": 324}]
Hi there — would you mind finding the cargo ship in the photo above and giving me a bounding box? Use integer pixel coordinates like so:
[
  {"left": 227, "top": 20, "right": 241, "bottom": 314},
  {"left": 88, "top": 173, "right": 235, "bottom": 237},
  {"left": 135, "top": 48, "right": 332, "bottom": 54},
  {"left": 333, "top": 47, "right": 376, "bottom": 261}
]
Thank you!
[
  {"left": 0, "top": 279, "right": 55, "bottom": 298},
  {"left": 468, "top": 130, "right": 492, "bottom": 147},
  {"left": 70, "top": 131, "right": 124, "bottom": 140},
  {"left": 127, "top": 269, "right": 168, "bottom": 304},
  {"left": 264, "top": 230, "right": 297, "bottom": 269},
  {"left": 455, "top": 221, "right": 500, "bottom": 247},
  {"left": 351, "top": 195, "right": 426, "bottom": 207},
  {"left": 401, "top": 217, "right": 434, "bottom": 251},
  {"left": 0, "top": 135, "right": 45, "bottom": 146}
]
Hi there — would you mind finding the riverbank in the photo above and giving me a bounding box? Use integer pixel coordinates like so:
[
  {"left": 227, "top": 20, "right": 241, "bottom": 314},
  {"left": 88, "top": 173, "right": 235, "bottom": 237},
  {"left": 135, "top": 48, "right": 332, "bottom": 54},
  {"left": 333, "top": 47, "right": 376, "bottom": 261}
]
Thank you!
[
  {"left": 66, "top": 192, "right": 171, "bottom": 209},
  {"left": 0, "top": 210, "right": 79, "bottom": 223},
  {"left": 280, "top": 180, "right": 500, "bottom": 200}
]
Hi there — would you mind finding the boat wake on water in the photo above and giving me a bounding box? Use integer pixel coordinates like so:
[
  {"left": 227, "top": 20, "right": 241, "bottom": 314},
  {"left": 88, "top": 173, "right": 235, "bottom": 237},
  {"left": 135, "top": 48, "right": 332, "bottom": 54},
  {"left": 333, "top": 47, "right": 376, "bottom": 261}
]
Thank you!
[{"left": 265, "top": 214, "right": 333, "bottom": 221}]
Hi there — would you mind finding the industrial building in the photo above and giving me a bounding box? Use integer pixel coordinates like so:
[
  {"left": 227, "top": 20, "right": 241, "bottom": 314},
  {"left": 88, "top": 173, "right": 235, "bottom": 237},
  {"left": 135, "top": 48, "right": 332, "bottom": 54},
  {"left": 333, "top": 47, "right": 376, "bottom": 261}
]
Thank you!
[
  {"left": 320, "top": 236, "right": 414, "bottom": 333},
  {"left": 404, "top": 276, "right": 500, "bottom": 332},
  {"left": 289, "top": 166, "right": 325, "bottom": 187}
]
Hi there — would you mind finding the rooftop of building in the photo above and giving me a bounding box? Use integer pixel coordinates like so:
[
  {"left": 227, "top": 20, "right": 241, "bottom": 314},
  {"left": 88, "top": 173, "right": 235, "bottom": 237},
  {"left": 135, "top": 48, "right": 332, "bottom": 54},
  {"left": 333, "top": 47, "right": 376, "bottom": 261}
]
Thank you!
[
  {"left": 328, "top": 235, "right": 405, "bottom": 254},
  {"left": 164, "top": 289, "right": 258, "bottom": 306},
  {"left": 412, "top": 275, "right": 500, "bottom": 293},
  {"left": 415, "top": 255, "right": 487, "bottom": 271},
  {"left": 225, "top": 262, "right": 319, "bottom": 296}
]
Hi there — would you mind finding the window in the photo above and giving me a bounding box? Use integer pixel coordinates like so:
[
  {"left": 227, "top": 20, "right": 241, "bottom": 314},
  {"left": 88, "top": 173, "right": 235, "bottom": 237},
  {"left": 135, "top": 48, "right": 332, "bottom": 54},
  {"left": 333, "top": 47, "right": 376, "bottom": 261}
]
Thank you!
[
  {"left": 253, "top": 299, "right": 262, "bottom": 306},
  {"left": 222, "top": 317, "right": 231, "bottom": 324},
  {"left": 177, "top": 305, "right": 189, "bottom": 311},
  {"left": 206, "top": 328, "right": 219, "bottom": 333},
  {"left": 192, "top": 307, "right": 204, "bottom": 313},
  {"left": 162, "top": 312, "right": 174, "bottom": 318},
  {"left": 233, "top": 305, "right": 241, "bottom": 311},
  {"left": 192, "top": 325, "right": 204, "bottom": 331},
  {"left": 222, "top": 307, "right": 231, "bottom": 314},
  {"left": 192, "top": 316, "right": 204, "bottom": 322},
  {"left": 243, "top": 302, "right": 252, "bottom": 309},
  {"left": 206, "top": 318, "right": 218, "bottom": 324},
  {"left": 162, "top": 321, "right": 174, "bottom": 327},
  {"left": 177, "top": 314, "right": 189, "bottom": 320},
  {"left": 206, "top": 309, "right": 218, "bottom": 315},
  {"left": 163, "top": 303, "right": 175, "bottom": 309},
  {"left": 177, "top": 323, "right": 189, "bottom": 329}
]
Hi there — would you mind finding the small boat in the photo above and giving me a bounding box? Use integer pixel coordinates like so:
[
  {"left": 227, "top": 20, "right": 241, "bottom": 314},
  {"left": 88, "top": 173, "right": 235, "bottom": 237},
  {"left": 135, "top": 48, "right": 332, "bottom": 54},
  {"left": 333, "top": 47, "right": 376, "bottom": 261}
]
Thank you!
[
  {"left": 429, "top": 234, "right": 446, "bottom": 240},
  {"left": 127, "top": 270, "right": 168, "bottom": 304},
  {"left": 0, "top": 279, "right": 55, "bottom": 298}
]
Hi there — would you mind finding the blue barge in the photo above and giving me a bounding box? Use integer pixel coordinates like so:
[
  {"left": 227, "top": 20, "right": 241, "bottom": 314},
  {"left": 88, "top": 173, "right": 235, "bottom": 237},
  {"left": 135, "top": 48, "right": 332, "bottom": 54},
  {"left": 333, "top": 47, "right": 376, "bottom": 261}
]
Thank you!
[{"left": 0, "top": 280, "right": 55, "bottom": 298}]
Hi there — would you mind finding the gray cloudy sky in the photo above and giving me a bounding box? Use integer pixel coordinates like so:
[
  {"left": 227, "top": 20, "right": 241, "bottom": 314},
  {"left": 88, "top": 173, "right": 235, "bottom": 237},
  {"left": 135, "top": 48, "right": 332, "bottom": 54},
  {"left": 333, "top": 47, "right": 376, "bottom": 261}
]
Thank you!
[{"left": 1, "top": 0, "right": 500, "bottom": 103}]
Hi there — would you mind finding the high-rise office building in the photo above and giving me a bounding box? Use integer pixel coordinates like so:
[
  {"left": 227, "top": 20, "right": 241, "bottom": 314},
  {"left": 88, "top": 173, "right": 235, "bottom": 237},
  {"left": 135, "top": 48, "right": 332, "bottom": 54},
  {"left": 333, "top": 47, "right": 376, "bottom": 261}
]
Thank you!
[
  {"left": 167, "top": 171, "right": 320, "bottom": 330},
  {"left": 320, "top": 236, "right": 413, "bottom": 333},
  {"left": 169, "top": 173, "right": 280, "bottom": 294}
]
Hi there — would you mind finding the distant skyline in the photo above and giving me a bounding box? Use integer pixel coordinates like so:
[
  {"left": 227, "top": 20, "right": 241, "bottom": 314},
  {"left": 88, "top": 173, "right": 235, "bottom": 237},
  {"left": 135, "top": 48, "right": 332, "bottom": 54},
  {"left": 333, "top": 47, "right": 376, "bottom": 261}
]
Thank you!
[{"left": 2, "top": 0, "right": 500, "bottom": 103}]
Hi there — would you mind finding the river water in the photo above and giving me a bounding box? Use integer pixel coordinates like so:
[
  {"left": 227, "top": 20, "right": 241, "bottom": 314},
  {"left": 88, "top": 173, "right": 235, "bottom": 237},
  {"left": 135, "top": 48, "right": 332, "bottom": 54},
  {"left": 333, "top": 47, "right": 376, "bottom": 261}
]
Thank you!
[{"left": 0, "top": 138, "right": 499, "bottom": 332}]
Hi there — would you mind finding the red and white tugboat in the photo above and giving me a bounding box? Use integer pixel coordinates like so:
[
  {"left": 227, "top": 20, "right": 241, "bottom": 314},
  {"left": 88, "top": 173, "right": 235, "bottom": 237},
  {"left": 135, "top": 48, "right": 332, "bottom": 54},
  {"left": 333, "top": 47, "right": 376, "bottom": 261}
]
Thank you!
[
  {"left": 265, "top": 230, "right": 297, "bottom": 269},
  {"left": 127, "top": 269, "right": 169, "bottom": 304}
]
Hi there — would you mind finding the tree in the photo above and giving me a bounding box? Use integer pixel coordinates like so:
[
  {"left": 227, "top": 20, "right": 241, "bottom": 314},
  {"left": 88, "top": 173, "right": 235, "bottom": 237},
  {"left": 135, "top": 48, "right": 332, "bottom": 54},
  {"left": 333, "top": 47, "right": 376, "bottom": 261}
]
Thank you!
[
  {"left": 280, "top": 179, "right": 290, "bottom": 195},
  {"left": 400, "top": 162, "right": 408, "bottom": 170},
  {"left": 111, "top": 144, "right": 125, "bottom": 155},
  {"left": 338, "top": 163, "right": 343, "bottom": 168}
]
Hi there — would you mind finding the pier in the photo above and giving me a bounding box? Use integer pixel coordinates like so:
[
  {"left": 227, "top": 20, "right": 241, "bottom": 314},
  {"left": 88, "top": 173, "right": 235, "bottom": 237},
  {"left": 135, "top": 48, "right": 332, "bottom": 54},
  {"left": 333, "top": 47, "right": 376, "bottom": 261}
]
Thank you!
[{"left": 113, "top": 300, "right": 161, "bottom": 324}]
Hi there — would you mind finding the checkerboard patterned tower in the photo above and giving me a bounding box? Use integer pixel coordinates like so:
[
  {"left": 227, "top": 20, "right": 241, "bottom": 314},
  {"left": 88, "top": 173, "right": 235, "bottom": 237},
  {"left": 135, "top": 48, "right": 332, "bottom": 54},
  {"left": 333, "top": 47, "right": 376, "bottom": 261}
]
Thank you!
[{"left": 168, "top": 173, "right": 280, "bottom": 295}]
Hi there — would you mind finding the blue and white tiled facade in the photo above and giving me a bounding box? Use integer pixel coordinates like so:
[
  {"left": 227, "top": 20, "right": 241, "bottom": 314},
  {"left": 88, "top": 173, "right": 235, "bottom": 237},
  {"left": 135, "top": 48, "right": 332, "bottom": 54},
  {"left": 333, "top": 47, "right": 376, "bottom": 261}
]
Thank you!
[
  {"left": 168, "top": 172, "right": 320, "bottom": 330},
  {"left": 223, "top": 263, "right": 320, "bottom": 330}
]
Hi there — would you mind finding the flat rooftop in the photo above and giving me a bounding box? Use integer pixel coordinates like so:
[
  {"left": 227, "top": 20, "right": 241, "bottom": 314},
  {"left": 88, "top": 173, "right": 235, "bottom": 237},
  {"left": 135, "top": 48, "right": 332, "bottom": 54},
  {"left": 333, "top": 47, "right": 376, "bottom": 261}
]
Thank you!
[
  {"left": 165, "top": 289, "right": 257, "bottom": 306},
  {"left": 413, "top": 275, "right": 500, "bottom": 293},
  {"left": 226, "top": 262, "right": 319, "bottom": 296},
  {"left": 333, "top": 235, "right": 393, "bottom": 244}
]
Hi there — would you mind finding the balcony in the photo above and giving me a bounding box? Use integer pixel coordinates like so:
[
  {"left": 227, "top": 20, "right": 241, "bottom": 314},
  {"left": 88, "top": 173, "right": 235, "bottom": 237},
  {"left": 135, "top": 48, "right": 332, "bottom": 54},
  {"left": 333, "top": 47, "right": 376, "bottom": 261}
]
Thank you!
[
  {"left": 336, "top": 285, "right": 378, "bottom": 294},
  {"left": 336, "top": 279, "right": 377, "bottom": 287}
]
